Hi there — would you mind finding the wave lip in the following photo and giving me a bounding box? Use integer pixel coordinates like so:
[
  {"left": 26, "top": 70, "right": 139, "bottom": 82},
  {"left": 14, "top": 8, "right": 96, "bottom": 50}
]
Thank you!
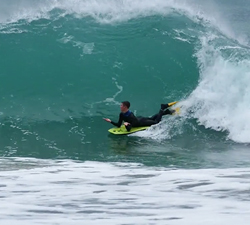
[
  {"left": 184, "top": 34, "right": 250, "bottom": 143},
  {"left": 1, "top": 0, "right": 248, "bottom": 45}
]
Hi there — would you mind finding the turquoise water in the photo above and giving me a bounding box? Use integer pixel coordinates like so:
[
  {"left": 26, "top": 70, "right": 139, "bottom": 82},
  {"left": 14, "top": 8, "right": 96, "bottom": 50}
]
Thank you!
[{"left": 1, "top": 0, "right": 250, "bottom": 224}]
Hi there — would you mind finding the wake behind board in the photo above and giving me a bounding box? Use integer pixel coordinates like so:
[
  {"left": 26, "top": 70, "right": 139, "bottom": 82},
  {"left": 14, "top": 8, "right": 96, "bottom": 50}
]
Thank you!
[{"left": 108, "top": 125, "right": 150, "bottom": 135}]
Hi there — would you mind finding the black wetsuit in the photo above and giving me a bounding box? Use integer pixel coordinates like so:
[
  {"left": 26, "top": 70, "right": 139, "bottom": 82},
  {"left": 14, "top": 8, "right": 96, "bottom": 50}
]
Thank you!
[{"left": 111, "top": 109, "right": 172, "bottom": 131}]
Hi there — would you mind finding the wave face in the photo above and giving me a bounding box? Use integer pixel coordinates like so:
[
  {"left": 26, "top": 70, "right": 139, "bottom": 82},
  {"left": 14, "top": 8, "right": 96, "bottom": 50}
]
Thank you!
[{"left": 0, "top": 0, "right": 250, "bottom": 162}]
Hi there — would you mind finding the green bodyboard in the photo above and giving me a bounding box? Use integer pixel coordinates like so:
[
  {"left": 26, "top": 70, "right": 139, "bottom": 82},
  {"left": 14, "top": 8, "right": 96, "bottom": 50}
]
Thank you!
[{"left": 108, "top": 125, "right": 150, "bottom": 135}]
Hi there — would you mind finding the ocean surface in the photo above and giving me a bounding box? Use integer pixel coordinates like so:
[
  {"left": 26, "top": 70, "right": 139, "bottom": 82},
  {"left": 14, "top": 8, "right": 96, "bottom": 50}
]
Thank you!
[{"left": 1, "top": 0, "right": 250, "bottom": 224}]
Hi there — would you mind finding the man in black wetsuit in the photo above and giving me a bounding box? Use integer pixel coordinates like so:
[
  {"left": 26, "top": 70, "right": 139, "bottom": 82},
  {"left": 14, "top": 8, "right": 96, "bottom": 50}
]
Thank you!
[{"left": 103, "top": 101, "right": 175, "bottom": 131}]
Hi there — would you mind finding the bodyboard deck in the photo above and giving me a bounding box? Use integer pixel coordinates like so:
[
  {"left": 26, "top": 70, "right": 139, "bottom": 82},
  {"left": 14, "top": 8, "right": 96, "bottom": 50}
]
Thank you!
[{"left": 108, "top": 125, "right": 150, "bottom": 135}]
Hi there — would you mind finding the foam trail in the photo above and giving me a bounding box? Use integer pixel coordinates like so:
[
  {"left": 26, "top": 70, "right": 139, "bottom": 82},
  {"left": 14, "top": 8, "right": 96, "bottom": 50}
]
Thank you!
[{"left": 130, "top": 114, "right": 185, "bottom": 140}]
